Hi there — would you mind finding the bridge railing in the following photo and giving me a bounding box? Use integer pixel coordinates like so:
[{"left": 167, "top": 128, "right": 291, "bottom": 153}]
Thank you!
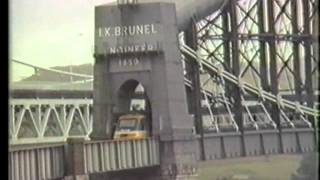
[
  {"left": 9, "top": 137, "right": 160, "bottom": 180},
  {"left": 9, "top": 143, "right": 65, "bottom": 180},
  {"left": 83, "top": 138, "right": 160, "bottom": 173},
  {"left": 9, "top": 99, "right": 93, "bottom": 145}
]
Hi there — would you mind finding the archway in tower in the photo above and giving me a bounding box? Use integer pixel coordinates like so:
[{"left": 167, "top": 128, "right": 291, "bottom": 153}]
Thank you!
[{"left": 112, "top": 79, "right": 152, "bottom": 138}]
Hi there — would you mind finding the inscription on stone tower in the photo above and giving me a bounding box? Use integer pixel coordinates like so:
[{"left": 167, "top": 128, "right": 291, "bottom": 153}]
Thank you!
[
  {"left": 95, "top": 13, "right": 163, "bottom": 71},
  {"left": 93, "top": 3, "right": 198, "bottom": 179},
  {"left": 95, "top": 21, "right": 162, "bottom": 55},
  {"left": 97, "top": 24, "right": 158, "bottom": 37}
]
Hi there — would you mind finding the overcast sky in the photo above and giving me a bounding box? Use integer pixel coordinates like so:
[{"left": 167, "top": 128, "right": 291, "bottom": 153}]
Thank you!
[{"left": 9, "top": 0, "right": 114, "bottom": 81}]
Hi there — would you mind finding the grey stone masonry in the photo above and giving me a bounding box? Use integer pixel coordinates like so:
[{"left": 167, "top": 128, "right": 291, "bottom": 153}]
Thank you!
[{"left": 92, "top": 2, "right": 198, "bottom": 179}]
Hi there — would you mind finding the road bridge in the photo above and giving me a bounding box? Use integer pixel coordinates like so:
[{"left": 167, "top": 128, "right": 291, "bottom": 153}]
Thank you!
[{"left": 9, "top": 0, "right": 319, "bottom": 179}]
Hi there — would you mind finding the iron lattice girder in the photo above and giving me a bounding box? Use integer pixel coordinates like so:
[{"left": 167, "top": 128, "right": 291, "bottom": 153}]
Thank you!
[
  {"left": 9, "top": 99, "right": 93, "bottom": 144},
  {"left": 181, "top": 44, "right": 317, "bottom": 134},
  {"left": 180, "top": 44, "right": 319, "bottom": 117},
  {"left": 195, "top": 0, "right": 319, "bottom": 102},
  {"left": 199, "top": 34, "right": 319, "bottom": 42},
  {"left": 9, "top": 0, "right": 319, "bottom": 144},
  {"left": 180, "top": 0, "right": 319, "bottom": 134}
]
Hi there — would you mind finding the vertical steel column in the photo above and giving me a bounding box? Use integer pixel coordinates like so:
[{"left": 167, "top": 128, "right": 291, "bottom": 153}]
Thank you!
[
  {"left": 257, "top": 0, "right": 268, "bottom": 156},
  {"left": 291, "top": 0, "right": 303, "bottom": 103},
  {"left": 309, "top": 0, "right": 319, "bottom": 147},
  {"left": 230, "top": 1, "right": 246, "bottom": 157},
  {"left": 313, "top": 2, "right": 319, "bottom": 66},
  {"left": 221, "top": 6, "right": 232, "bottom": 159},
  {"left": 303, "top": 0, "right": 315, "bottom": 126},
  {"left": 291, "top": 0, "right": 304, "bottom": 154},
  {"left": 258, "top": 0, "right": 269, "bottom": 91},
  {"left": 313, "top": 2, "right": 319, "bottom": 148},
  {"left": 267, "top": 0, "right": 284, "bottom": 153},
  {"left": 222, "top": 3, "right": 232, "bottom": 96},
  {"left": 185, "top": 20, "right": 206, "bottom": 161}
]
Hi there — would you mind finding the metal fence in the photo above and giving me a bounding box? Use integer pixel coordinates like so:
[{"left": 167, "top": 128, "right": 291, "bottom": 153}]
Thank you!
[
  {"left": 83, "top": 138, "right": 160, "bottom": 173},
  {"left": 9, "top": 144, "right": 65, "bottom": 180},
  {"left": 9, "top": 138, "right": 160, "bottom": 180}
]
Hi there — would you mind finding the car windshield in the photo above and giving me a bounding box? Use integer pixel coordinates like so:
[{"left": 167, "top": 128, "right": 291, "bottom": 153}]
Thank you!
[{"left": 117, "top": 118, "right": 137, "bottom": 131}]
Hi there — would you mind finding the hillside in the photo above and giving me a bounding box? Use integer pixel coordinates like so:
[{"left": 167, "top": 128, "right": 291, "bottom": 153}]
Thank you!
[
  {"left": 21, "top": 63, "right": 93, "bottom": 82},
  {"left": 11, "top": 63, "right": 94, "bottom": 90},
  {"left": 12, "top": 62, "right": 317, "bottom": 91}
]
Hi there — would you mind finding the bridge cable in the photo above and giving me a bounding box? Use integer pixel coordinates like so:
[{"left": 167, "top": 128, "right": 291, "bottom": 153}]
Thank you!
[{"left": 180, "top": 44, "right": 320, "bottom": 117}]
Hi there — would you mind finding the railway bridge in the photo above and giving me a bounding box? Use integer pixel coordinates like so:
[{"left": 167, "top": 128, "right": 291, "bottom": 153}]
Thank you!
[{"left": 9, "top": 0, "right": 319, "bottom": 179}]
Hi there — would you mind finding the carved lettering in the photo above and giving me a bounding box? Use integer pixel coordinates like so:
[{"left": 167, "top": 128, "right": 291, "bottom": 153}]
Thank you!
[
  {"left": 140, "top": 44, "right": 146, "bottom": 51},
  {"left": 147, "top": 44, "right": 154, "bottom": 51},
  {"left": 151, "top": 24, "right": 157, "bottom": 34},
  {"left": 114, "top": 26, "right": 121, "bottom": 36},
  {"left": 127, "top": 46, "right": 134, "bottom": 52},
  {"left": 107, "top": 43, "right": 159, "bottom": 54},
  {"left": 98, "top": 28, "right": 102, "bottom": 37},
  {"left": 97, "top": 24, "right": 158, "bottom": 37},
  {"left": 104, "top": 28, "right": 111, "bottom": 36},
  {"left": 118, "top": 58, "right": 140, "bottom": 67},
  {"left": 110, "top": 47, "right": 116, "bottom": 54},
  {"left": 118, "top": 46, "right": 123, "bottom": 53},
  {"left": 135, "top": 45, "right": 140, "bottom": 52},
  {"left": 136, "top": 25, "right": 144, "bottom": 35},
  {"left": 122, "top": 26, "right": 128, "bottom": 36},
  {"left": 128, "top": 26, "right": 136, "bottom": 36},
  {"left": 133, "top": 58, "right": 139, "bottom": 65},
  {"left": 144, "top": 24, "right": 151, "bottom": 34},
  {"left": 98, "top": 28, "right": 111, "bottom": 37}
]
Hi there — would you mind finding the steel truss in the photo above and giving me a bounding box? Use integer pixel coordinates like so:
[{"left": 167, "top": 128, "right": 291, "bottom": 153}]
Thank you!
[
  {"left": 182, "top": 0, "right": 319, "bottom": 134},
  {"left": 9, "top": 0, "right": 319, "bottom": 145},
  {"left": 9, "top": 99, "right": 93, "bottom": 144}
]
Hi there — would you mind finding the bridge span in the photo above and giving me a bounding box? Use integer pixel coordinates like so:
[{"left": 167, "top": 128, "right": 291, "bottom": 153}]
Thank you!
[{"left": 9, "top": 0, "right": 319, "bottom": 179}]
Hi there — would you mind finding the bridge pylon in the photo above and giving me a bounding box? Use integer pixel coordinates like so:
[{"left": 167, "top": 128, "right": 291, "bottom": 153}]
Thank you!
[{"left": 91, "top": 2, "right": 198, "bottom": 179}]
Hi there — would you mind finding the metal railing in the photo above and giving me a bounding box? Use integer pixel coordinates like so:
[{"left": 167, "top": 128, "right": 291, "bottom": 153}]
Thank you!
[
  {"left": 9, "top": 143, "right": 65, "bottom": 180},
  {"left": 83, "top": 138, "right": 160, "bottom": 173},
  {"left": 9, "top": 99, "right": 93, "bottom": 145}
]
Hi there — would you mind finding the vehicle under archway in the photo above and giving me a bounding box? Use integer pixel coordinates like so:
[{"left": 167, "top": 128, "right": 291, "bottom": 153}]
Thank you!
[{"left": 112, "top": 79, "right": 152, "bottom": 140}]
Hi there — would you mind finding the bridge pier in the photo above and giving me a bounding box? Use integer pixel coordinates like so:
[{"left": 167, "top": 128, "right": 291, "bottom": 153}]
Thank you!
[
  {"left": 88, "top": 138, "right": 198, "bottom": 180},
  {"left": 158, "top": 136, "right": 198, "bottom": 180},
  {"left": 63, "top": 137, "right": 197, "bottom": 180},
  {"left": 88, "top": 142, "right": 198, "bottom": 180},
  {"left": 64, "top": 138, "right": 89, "bottom": 180}
]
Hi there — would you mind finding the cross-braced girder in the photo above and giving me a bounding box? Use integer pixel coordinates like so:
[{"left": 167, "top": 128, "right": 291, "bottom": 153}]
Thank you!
[
  {"left": 9, "top": 0, "right": 319, "bottom": 146},
  {"left": 9, "top": 99, "right": 93, "bottom": 144},
  {"left": 181, "top": 0, "right": 319, "bottom": 136}
]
